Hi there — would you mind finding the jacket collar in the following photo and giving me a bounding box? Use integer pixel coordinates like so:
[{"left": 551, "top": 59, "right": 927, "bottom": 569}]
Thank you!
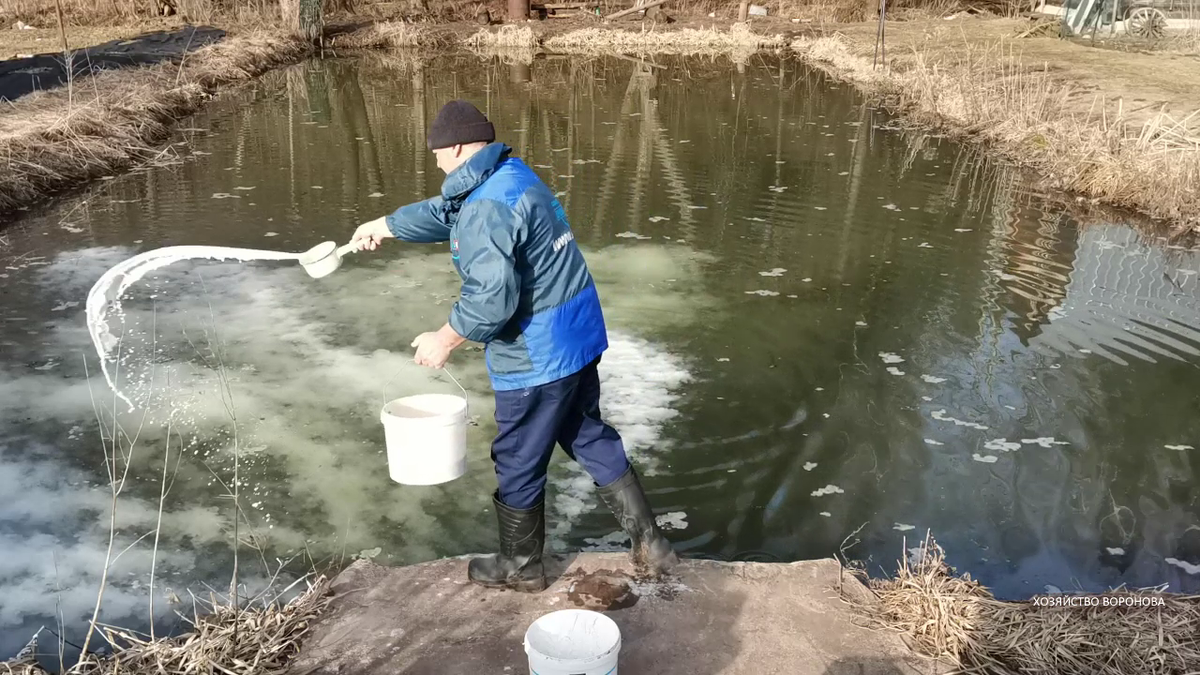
[{"left": 441, "top": 142, "right": 511, "bottom": 201}]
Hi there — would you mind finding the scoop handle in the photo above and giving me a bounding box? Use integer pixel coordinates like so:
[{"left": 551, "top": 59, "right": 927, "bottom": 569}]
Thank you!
[{"left": 336, "top": 241, "right": 358, "bottom": 257}]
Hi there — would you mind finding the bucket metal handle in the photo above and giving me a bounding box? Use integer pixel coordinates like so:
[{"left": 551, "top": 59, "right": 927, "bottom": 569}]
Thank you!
[{"left": 380, "top": 358, "right": 470, "bottom": 415}]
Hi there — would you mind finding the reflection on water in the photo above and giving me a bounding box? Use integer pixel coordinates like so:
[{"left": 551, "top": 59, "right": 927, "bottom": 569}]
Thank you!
[{"left": 1, "top": 53, "right": 1199, "bottom": 660}]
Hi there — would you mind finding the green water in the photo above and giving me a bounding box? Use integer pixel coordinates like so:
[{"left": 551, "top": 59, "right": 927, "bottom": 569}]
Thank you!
[{"left": 2, "top": 52, "right": 1199, "bottom": 661}]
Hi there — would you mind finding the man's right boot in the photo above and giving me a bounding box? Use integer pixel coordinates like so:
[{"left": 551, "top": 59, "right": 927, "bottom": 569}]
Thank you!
[
  {"left": 467, "top": 491, "right": 547, "bottom": 593},
  {"left": 597, "top": 466, "right": 680, "bottom": 575}
]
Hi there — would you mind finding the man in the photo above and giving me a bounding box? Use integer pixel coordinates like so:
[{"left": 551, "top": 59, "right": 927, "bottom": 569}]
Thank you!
[{"left": 350, "top": 100, "right": 678, "bottom": 592}]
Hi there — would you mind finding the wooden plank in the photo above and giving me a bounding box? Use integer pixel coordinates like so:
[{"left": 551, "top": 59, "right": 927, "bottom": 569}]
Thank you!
[{"left": 604, "top": 0, "right": 665, "bottom": 20}]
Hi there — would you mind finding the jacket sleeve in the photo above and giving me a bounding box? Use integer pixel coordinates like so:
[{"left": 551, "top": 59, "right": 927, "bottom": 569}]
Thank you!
[
  {"left": 385, "top": 197, "right": 452, "bottom": 243},
  {"left": 448, "top": 199, "right": 522, "bottom": 343}
]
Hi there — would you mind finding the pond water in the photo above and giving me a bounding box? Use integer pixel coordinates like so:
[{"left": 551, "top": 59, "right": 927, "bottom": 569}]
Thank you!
[{"left": 2, "top": 52, "right": 1200, "bottom": 661}]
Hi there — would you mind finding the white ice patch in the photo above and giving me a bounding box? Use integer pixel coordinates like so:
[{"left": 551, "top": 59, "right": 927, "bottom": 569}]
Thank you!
[
  {"left": 984, "top": 439, "right": 1021, "bottom": 452},
  {"left": 819, "top": 512, "right": 831, "bottom": 517},
  {"left": 878, "top": 352, "right": 904, "bottom": 364},
  {"left": 615, "top": 232, "right": 651, "bottom": 240},
  {"left": 1021, "top": 437, "right": 1069, "bottom": 448},
  {"left": 886, "top": 367, "right": 904, "bottom": 376},
  {"left": 931, "top": 409, "right": 989, "bottom": 431},
  {"left": 745, "top": 290, "right": 780, "bottom": 296},
  {"left": 921, "top": 375, "right": 947, "bottom": 384},
  {"left": 811, "top": 485, "right": 844, "bottom": 497},
  {"left": 656, "top": 512, "right": 688, "bottom": 530},
  {"left": 972, "top": 454, "right": 999, "bottom": 464},
  {"left": 855, "top": 321, "right": 867, "bottom": 327},
  {"left": 893, "top": 523, "right": 915, "bottom": 532},
  {"left": 883, "top": 203, "right": 901, "bottom": 211},
  {"left": 1165, "top": 445, "right": 1195, "bottom": 451},
  {"left": 648, "top": 216, "right": 669, "bottom": 223},
  {"left": 803, "top": 462, "right": 817, "bottom": 471},
  {"left": 1166, "top": 558, "right": 1200, "bottom": 575},
  {"left": 1106, "top": 547, "right": 1125, "bottom": 555},
  {"left": 924, "top": 439, "right": 944, "bottom": 446},
  {"left": 758, "top": 268, "right": 787, "bottom": 277}
]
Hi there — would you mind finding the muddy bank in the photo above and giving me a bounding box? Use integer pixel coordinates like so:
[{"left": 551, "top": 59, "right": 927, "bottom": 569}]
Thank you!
[
  {"left": 291, "top": 552, "right": 950, "bottom": 674},
  {"left": 0, "top": 29, "right": 314, "bottom": 218},
  {"left": 0, "top": 25, "right": 226, "bottom": 102}
]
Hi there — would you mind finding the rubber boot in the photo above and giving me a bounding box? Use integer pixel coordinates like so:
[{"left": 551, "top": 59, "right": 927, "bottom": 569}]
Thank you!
[
  {"left": 467, "top": 491, "right": 547, "bottom": 592},
  {"left": 597, "top": 466, "right": 679, "bottom": 575}
]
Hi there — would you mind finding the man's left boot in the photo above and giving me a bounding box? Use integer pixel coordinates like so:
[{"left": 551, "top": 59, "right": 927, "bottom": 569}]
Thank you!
[
  {"left": 467, "top": 491, "right": 547, "bottom": 592},
  {"left": 597, "top": 466, "right": 680, "bottom": 575}
]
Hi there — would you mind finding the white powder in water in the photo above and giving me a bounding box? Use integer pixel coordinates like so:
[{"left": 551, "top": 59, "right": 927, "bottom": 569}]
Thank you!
[{"left": 85, "top": 246, "right": 302, "bottom": 409}]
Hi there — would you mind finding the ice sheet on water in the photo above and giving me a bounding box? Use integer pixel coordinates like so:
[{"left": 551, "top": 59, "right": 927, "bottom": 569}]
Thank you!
[
  {"left": 615, "top": 232, "right": 652, "bottom": 240},
  {"left": 984, "top": 439, "right": 1021, "bottom": 452},
  {"left": 1021, "top": 438, "right": 1069, "bottom": 448},
  {"left": 972, "top": 454, "right": 999, "bottom": 464},
  {"left": 921, "top": 375, "right": 947, "bottom": 384},
  {"left": 1166, "top": 444, "right": 1195, "bottom": 451},
  {"left": 811, "top": 485, "right": 844, "bottom": 497},
  {"left": 745, "top": 290, "right": 780, "bottom": 296},
  {"left": 879, "top": 352, "right": 904, "bottom": 364},
  {"left": 893, "top": 523, "right": 915, "bottom": 532},
  {"left": 803, "top": 462, "right": 817, "bottom": 471},
  {"left": 924, "top": 439, "right": 944, "bottom": 446},
  {"left": 886, "top": 367, "right": 905, "bottom": 376},
  {"left": 931, "top": 409, "right": 989, "bottom": 431},
  {"left": 656, "top": 512, "right": 688, "bottom": 530},
  {"left": 758, "top": 268, "right": 787, "bottom": 277},
  {"left": 1166, "top": 558, "right": 1200, "bottom": 575}
]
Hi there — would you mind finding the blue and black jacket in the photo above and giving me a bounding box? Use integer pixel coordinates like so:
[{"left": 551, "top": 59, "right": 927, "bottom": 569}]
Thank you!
[{"left": 385, "top": 142, "right": 608, "bottom": 392}]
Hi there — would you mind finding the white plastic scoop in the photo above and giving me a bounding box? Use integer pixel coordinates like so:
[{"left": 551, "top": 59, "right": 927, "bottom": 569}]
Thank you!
[{"left": 298, "top": 240, "right": 358, "bottom": 278}]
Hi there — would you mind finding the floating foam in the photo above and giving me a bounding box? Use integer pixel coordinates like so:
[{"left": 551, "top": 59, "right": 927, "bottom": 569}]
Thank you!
[
  {"left": 984, "top": 439, "right": 1021, "bottom": 452},
  {"left": 803, "top": 462, "right": 817, "bottom": 471},
  {"left": 924, "top": 439, "right": 944, "bottom": 446},
  {"left": 886, "top": 367, "right": 905, "bottom": 376},
  {"left": 893, "top": 523, "right": 915, "bottom": 532},
  {"left": 656, "top": 512, "right": 688, "bottom": 531},
  {"left": 972, "top": 454, "right": 998, "bottom": 464},
  {"left": 1021, "top": 437, "right": 1069, "bottom": 448},
  {"left": 758, "top": 268, "right": 787, "bottom": 277},
  {"left": 1166, "top": 445, "right": 1195, "bottom": 451},
  {"left": 745, "top": 290, "right": 780, "bottom": 296},
  {"left": 878, "top": 352, "right": 904, "bottom": 364},
  {"left": 921, "top": 375, "right": 947, "bottom": 384}
]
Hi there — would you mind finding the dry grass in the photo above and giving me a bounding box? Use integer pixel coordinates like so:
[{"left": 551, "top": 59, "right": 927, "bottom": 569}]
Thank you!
[
  {"left": 327, "top": 19, "right": 438, "bottom": 48},
  {"left": 1, "top": 576, "right": 332, "bottom": 675},
  {"left": 465, "top": 24, "right": 538, "bottom": 49},
  {"left": 545, "top": 22, "right": 786, "bottom": 56},
  {"left": 0, "top": 30, "right": 313, "bottom": 215},
  {"left": 792, "top": 34, "right": 1200, "bottom": 230},
  {"left": 854, "top": 535, "right": 1200, "bottom": 674}
]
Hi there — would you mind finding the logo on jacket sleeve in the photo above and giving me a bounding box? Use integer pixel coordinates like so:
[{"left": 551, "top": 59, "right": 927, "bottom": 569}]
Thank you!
[{"left": 451, "top": 238, "right": 460, "bottom": 259}]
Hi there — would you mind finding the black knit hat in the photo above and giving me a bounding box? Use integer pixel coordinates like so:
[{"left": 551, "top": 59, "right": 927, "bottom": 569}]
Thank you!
[{"left": 427, "top": 100, "right": 496, "bottom": 150}]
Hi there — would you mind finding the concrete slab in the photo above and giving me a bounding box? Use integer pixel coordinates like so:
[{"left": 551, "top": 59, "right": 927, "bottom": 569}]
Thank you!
[{"left": 292, "top": 553, "right": 950, "bottom": 675}]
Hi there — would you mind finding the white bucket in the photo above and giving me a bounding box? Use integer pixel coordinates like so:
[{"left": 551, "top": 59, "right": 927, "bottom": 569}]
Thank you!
[
  {"left": 379, "top": 393, "right": 468, "bottom": 485},
  {"left": 524, "top": 609, "right": 621, "bottom": 675}
]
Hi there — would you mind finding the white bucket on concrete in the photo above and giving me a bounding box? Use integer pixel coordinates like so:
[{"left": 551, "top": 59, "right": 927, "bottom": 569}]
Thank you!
[
  {"left": 524, "top": 609, "right": 621, "bottom": 675},
  {"left": 379, "top": 393, "right": 467, "bottom": 485}
]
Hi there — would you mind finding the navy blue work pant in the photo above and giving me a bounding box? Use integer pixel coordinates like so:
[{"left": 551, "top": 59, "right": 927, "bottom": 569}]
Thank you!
[{"left": 491, "top": 356, "right": 631, "bottom": 510}]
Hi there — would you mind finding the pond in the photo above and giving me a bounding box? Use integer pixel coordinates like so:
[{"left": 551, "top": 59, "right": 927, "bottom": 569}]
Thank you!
[{"left": 2, "top": 51, "right": 1199, "bottom": 662}]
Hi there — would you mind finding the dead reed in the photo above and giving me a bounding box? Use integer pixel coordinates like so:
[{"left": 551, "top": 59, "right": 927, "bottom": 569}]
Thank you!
[
  {"left": 326, "top": 19, "right": 439, "bottom": 48},
  {"left": 1, "top": 576, "right": 332, "bottom": 675},
  {"left": 853, "top": 535, "right": 1200, "bottom": 674},
  {"left": 792, "top": 34, "right": 1200, "bottom": 230},
  {"left": 0, "top": 30, "right": 312, "bottom": 215},
  {"left": 545, "top": 23, "right": 786, "bottom": 55}
]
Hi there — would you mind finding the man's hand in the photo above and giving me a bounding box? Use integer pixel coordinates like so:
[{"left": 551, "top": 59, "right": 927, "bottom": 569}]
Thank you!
[
  {"left": 411, "top": 323, "right": 468, "bottom": 369},
  {"left": 351, "top": 217, "right": 393, "bottom": 252}
]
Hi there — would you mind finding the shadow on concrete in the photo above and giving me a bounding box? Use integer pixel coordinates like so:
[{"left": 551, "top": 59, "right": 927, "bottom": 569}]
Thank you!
[{"left": 0, "top": 25, "right": 225, "bottom": 102}]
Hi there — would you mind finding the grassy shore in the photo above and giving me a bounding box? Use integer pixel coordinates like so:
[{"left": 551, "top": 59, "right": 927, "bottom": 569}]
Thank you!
[
  {"left": 0, "top": 29, "right": 314, "bottom": 215},
  {"left": 792, "top": 24, "right": 1200, "bottom": 234}
]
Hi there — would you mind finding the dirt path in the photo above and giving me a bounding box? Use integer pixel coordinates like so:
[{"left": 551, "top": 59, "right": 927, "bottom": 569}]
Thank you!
[{"left": 0, "top": 23, "right": 225, "bottom": 102}]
